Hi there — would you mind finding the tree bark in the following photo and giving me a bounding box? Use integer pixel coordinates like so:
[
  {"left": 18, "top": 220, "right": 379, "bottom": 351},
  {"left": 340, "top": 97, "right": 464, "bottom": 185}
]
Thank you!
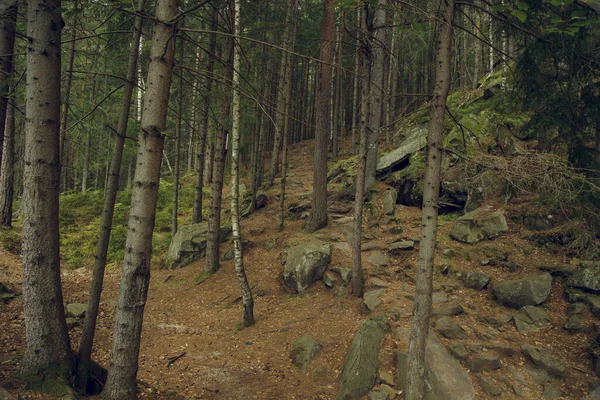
[
  {"left": 172, "top": 29, "right": 184, "bottom": 236},
  {"left": 0, "top": 0, "right": 16, "bottom": 171},
  {"left": 60, "top": 8, "right": 77, "bottom": 192},
  {"left": 405, "top": 0, "right": 455, "bottom": 399},
  {"left": 303, "top": 0, "right": 335, "bottom": 233},
  {"left": 0, "top": 100, "right": 14, "bottom": 227},
  {"left": 102, "top": 0, "right": 179, "bottom": 397},
  {"left": 351, "top": 6, "right": 361, "bottom": 155},
  {"left": 21, "top": 0, "right": 73, "bottom": 375}
]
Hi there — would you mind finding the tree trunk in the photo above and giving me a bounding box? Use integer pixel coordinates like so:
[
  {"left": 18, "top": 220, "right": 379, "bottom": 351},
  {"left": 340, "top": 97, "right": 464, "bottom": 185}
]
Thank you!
[
  {"left": 21, "top": 0, "right": 73, "bottom": 375},
  {"left": 405, "top": 1, "right": 455, "bottom": 399},
  {"left": 60, "top": 10, "right": 77, "bottom": 192},
  {"left": 230, "top": 0, "right": 255, "bottom": 327},
  {"left": 193, "top": 8, "right": 218, "bottom": 223},
  {"left": 205, "top": 20, "right": 234, "bottom": 275},
  {"left": 332, "top": 14, "right": 343, "bottom": 159},
  {"left": 0, "top": 99, "right": 14, "bottom": 227},
  {"left": 364, "top": 0, "right": 387, "bottom": 191},
  {"left": 0, "top": 0, "right": 17, "bottom": 170},
  {"left": 351, "top": 6, "right": 361, "bottom": 155},
  {"left": 172, "top": 30, "right": 184, "bottom": 237},
  {"left": 101, "top": 0, "right": 178, "bottom": 397},
  {"left": 303, "top": 0, "right": 335, "bottom": 234}
]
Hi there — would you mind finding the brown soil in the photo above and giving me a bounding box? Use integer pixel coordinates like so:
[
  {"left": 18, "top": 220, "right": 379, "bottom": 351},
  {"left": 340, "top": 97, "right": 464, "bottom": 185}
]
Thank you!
[{"left": 0, "top": 138, "right": 598, "bottom": 399}]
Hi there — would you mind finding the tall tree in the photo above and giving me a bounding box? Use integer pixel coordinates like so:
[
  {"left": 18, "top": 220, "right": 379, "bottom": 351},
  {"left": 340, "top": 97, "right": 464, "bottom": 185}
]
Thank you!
[
  {"left": 230, "top": 0, "right": 255, "bottom": 327},
  {"left": 303, "top": 0, "right": 335, "bottom": 233},
  {"left": 102, "top": 0, "right": 179, "bottom": 396},
  {"left": 76, "top": 0, "right": 146, "bottom": 390},
  {"left": 21, "top": 0, "right": 73, "bottom": 376},
  {"left": 0, "top": 100, "right": 14, "bottom": 227},
  {"left": 405, "top": 0, "right": 455, "bottom": 398},
  {"left": 0, "top": 0, "right": 16, "bottom": 171}
]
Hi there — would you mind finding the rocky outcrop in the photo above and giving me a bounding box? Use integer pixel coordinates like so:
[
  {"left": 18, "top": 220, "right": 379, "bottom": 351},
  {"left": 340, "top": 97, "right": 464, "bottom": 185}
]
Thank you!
[
  {"left": 567, "top": 261, "right": 600, "bottom": 293},
  {"left": 376, "top": 126, "right": 427, "bottom": 179},
  {"left": 282, "top": 241, "right": 332, "bottom": 293},
  {"left": 493, "top": 273, "right": 553, "bottom": 309},
  {"left": 290, "top": 335, "right": 322, "bottom": 374},
  {"left": 166, "top": 223, "right": 232, "bottom": 270},
  {"left": 521, "top": 344, "right": 566, "bottom": 378},
  {"left": 450, "top": 208, "right": 508, "bottom": 244},
  {"left": 336, "top": 315, "right": 391, "bottom": 400},
  {"left": 514, "top": 306, "right": 550, "bottom": 333}
]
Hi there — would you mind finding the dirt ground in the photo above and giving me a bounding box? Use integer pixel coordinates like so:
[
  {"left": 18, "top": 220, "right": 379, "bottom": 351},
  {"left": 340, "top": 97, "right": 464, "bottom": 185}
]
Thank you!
[{"left": 1, "top": 138, "right": 599, "bottom": 399}]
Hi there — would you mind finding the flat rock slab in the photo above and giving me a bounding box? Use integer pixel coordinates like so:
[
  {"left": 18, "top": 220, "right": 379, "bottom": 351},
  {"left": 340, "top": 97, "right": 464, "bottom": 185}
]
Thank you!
[
  {"left": 493, "top": 272, "right": 553, "bottom": 309},
  {"left": 66, "top": 303, "right": 87, "bottom": 318},
  {"left": 376, "top": 126, "right": 427, "bottom": 175},
  {"left": 468, "top": 354, "right": 501, "bottom": 373},
  {"left": 364, "top": 290, "right": 386, "bottom": 311},
  {"left": 514, "top": 305, "right": 550, "bottom": 333},
  {"left": 450, "top": 208, "right": 508, "bottom": 244},
  {"left": 461, "top": 271, "right": 491, "bottom": 290},
  {"left": 433, "top": 301, "right": 465, "bottom": 317},
  {"left": 336, "top": 315, "right": 391, "bottom": 400},
  {"left": 522, "top": 344, "right": 566, "bottom": 378},
  {"left": 367, "top": 252, "right": 388, "bottom": 266},
  {"left": 436, "top": 317, "right": 466, "bottom": 339},
  {"left": 290, "top": 335, "right": 322, "bottom": 374},
  {"left": 282, "top": 241, "right": 332, "bottom": 293},
  {"left": 388, "top": 241, "right": 415, "bottom": 255},
  {"left": 166, "top": 223, "right": 232, "bottom": 269}
]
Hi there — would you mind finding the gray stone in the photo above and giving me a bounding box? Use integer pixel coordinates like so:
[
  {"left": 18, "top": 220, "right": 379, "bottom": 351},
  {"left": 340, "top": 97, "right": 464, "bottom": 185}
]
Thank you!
[
  {"left": 388, "top": 241, "right": 415, "bottom": 255},
  {"left": 468, "top": 354, "right": 501, "bottom": 373},
  {"left": 368, "top": 391, "right": 389, "bottom": 400},
  {"left": 524, "top": 365, "right": 550, "bottom": 385},
  {"left": 364, "top": 290, "right": 386, "bottom": 311},
  {"left": 539, "top": 264, "right": 576, "bottom": 278},
  {"left": 282, "top": 241, "right": 332, "bottom": 293},
  {"left": 564, "top": 303, "right": 586, "bottom": 332},
  {"left": 66, "top": 317, "right": 80, "bottom": 329},
  {"left": 222, "top": 238, "right": 251, "bottom": 261},
  {"left": 521, "top": 344, "right": 566, "bottom": 378},
  {"left": 336, "top": 315, "right": 391, "bottom": 400},
  {"left": 379, "top": 371, "right": 395, "bottom": 386},
  {"left": 436, "top": 317, "right": 466, "bottom": 339},
  {"left": 450, "top": 208, "right": 508, "bottom": 244},
  {"left": 370, "top": 277, "right": 390, "bottom": 288},
  {"left": 367, "top": 252, "right": 388, "bottom": 266},
  {"left": 362, "top": 241, "right": 386, "bottom": 251},
  {"left": 290, "top": 335, "right": 322, "bottom": 374},
  {"left": 241, "top": 193, "right": 268, "bottom": 217},
  {"left": 166, "top": 223, "right": 231, "bottom": 269},
  {"left": 332, "top": 266, "right": 353, "bottom": 286},
  {"left": 587, "top": 381, "right": 600, "bottom": 400},
  {"left": 433, "top": 301, "right": 465, "bottom": 317},
  {"left": 65, "top": 303, "right": 87, "bottom": 318},
  {"left": 477, "top": 375, "right": 503, "bottom": 396},
  {"left": 323, "top": 271, "right": 338, "bottom": 288},
  {"left": 376, "top": 126, "right": 427, "bottom": 176},
  {"left": 461, "top": 272, "right": 491, "bottom": 290},
  {"left": 379, "top": 384, "right": 397, "bottom": 397},
  {"left": 493, "top": 273, "right": 553, "bottom": 309},
  {"left": 514, "top": 306, "right": 550, "bottom": 333},
  {"left": 382, "top": 189, "right": 398, "bottom": 215},
  {"left": 585, "top": 295, "right": 600, "bottom": 317},
  {"left": 449, "top": 341, "right": 469, "bottom": 361},
  {"left": 389, "top": 226, "right": 404, "bottom": 235},
  {"left": 567, "top": 261, "right": 600, "bottom": 292},
  {"left": 543, "top": 383, "right": 563, "bottom": 399},
  {"left": 432, "top": 292, "right": 448, "bottom": 305}
]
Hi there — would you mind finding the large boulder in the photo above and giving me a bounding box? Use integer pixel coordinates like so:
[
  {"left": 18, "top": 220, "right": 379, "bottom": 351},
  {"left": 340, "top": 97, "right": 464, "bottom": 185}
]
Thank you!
[
  {"left": 282, "top": 241, "right": 332, "bottom": 293},
  {"left": 397, "top": 333, "right": 475, "bottom": 400},
  {"left": 166, "top": 223, "right": 232, "bottom": 270},
  {"left": 376, "top": 125, "right": 427, "bottom": 179},
  {"left": 567, "top": 261, "right": 600, "bottom": 293},
  {"left": 493, "top": 273, "right": 553, "bottom": 309},
  {"left": 450, "top": 208, "right": 508, "bottom": 244},
  {"left": 336, "top": 314, "right": 391, "bottom": 400}
]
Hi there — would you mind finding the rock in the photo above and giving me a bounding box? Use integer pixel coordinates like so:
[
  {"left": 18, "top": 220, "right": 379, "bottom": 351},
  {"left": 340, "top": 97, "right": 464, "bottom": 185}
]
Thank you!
[
  {"left": 379, "top": 384, "right": 397, "bottom": 397},
  {"left": 564, "top": 303, "right": 586, "bottom": 332},
  {"left": 461, "top": 271, "right": 491, "bottom": 290},
  {"left": 587, "top": 381, "right": 600, "bottom": 400},
  {"left": 367, "top": 252, "right": 388, "bottom": 266},
  {"left": 370, "top": 277, "right": 390, "bottom": 288},
  {"left": 65, "top": 303, "right": 87, "bottom": 318},
  {"left": 368, "top": 391, "right": 389, "bottom": 400},
  {"left": 436, "top": 317, "right": 466, "bottom": 339},
  {"left": 323, "top": 271, "right": 338, "bottom": 288},
  {"left": 514, "top": 306, "right": 550, "bottom": 334},
  {"left": 587, "top": 295, "right": 600, "bottom": 317},
  {"left": 290, "top": 335, "right": 322, "bottom": 374},
  {"left": 336, "top": 315, "right": 391, "bottom": 400},
  {"left": 432, "top": 292, "right": 448, "bottom": 305},
  {"left": 468, "top": 354, "right": 502, "bottom": 373},
  {"left": 493, "top": 273, "right": 553, "bottom": 309},
  {"left": 543, "top": 383, "right": 563, "bottom": 399},
  {"left": 525, "top": 365, "right": 550, "bottom": 385},
  {"left": 376, "top": 126, "right": 427, "bottom": 178},
  {"left": 66, "top": 317, "right": 80, "bottom": 329},
  {"left": 567, "top": 261, "right": 600, "bottom": 293},
  {"left": 364, "top": 290, "right": 386, "bottom": 311},
  {"left": 382, "top": 189, "right": 398, "bottom": 215},
  {"left": 539, "top": 264, "right": 576, "bottom": 278},
  {"left": 433, "top": 300, "right": 465, "bottom": 317},
  {"left": 449, "top": 341, "right": 469, "bottom": 361},
  {"left": 521, "top": 344, "right": 566, "bottom": 378},
  {"left": 439, "top": 264, "right": 452, "bottom": 275},
  {"left": 362, "top": 241, "right": 387, "bottom": 251},
  {"left": 379, "top": 371, "right": 395, "bottom": 386},
  {"left": 389, "top": 226, "right": 404, "bottom": 235},
  {"left": 477, "top": 375, "right": 503, "bottom": 396},
  {"left": 332, "top": 266, "right": 352, "bottom": 286},
  {"left": 388, "top": 241, "right": 415, "bottom": 255},
  {"left": 222, "top": 238, "right": 252, "bottom": 261},
  {"left": 449, "top": 208, "right": 508, "bottom": 244},
  {"left": 241, "top": 193, "right": 268, "bottom": 217},
  {"left": 396, "top": 333, "right": 475, "bottom": 400},
  {"left": 282, "top": 241, "right": 332, "bottom": 293},
  {"left": 265, "top": 237, "right": 279, "bottom": 251},
  {"left": 166, "top": 223, "right": 232, "bottom": 270}
]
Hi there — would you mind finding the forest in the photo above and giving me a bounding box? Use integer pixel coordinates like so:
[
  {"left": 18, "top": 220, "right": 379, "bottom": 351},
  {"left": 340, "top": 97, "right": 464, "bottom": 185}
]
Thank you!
[{"left": 1, "top": 0, "right": 600, "bottom": 398}]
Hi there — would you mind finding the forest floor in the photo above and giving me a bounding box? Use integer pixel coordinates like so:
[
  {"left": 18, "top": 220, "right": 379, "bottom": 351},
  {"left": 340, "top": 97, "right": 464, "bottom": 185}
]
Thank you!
[{"left": 0, "top": 138, "right": 599, "bottom": 399}]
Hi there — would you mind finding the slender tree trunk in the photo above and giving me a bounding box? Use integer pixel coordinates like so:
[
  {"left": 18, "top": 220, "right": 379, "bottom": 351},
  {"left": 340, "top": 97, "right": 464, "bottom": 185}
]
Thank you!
[
  {"left": 172, "top": 30, "right": 184, "bottom": 236},
  {"left": 0, "top": 100, "right": 14, "bottom": 227},
  {"left": 303, "top": 0, "right": 335, "bottom": 233},
  {"left": 405, "top": 1, "right": 455, "bottom": 399},
  {"left": 102, "top": 0, "right": 178, "bottom": 397},
  {"left": 230, "top": 0, "right": 255, "bottom": 327},
  {"left": 364, "top": 0, "right": 387, "bottom": 191},
  {"left": 22, "top": 0, "right": 73, "bottom": 375},
  {"left": 332, "top": 14, "right": 343, "bottom": 158},
  {"left": 0, "top": 0, "right": 17, "bottom": 170},
  {"left": 193, "top": 9, "right": 218, "bottom": 223},
  {"left": 60, "top": 10, "right": 77, "bottom": 192},
  {"left": 351, "top": 6, "right": 361, "bottom": 155},
  {"left": 205, "top": 20, "right": 234, "bottom": 275}
]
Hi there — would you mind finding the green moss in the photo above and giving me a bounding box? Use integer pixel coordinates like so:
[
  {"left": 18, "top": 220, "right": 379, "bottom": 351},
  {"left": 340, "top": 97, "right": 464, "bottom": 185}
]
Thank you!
[
  {"left": 194, "top": 271, "right": 212, "bottom": 285},
  {"left": 18, "top": 362, "right": 73, "bottom": 396}
]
